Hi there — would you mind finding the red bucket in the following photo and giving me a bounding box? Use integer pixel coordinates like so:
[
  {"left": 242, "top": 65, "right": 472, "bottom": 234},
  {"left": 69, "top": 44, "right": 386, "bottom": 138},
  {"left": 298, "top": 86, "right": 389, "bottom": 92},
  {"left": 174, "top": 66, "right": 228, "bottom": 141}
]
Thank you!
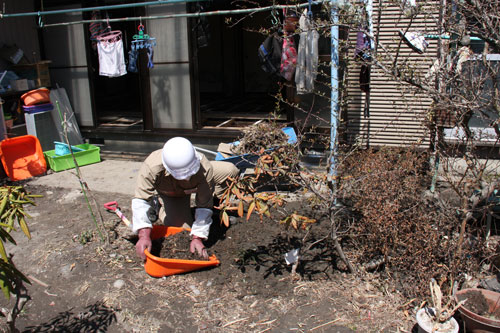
[{"left": 0, "top": 135, "right": 47, "bottom": 181}]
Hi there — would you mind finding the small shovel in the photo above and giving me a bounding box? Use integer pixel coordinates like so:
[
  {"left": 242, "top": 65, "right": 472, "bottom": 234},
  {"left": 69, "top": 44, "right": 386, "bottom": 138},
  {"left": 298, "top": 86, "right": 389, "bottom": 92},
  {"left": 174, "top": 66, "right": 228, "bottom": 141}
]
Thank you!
[{"left": 104, "top": 201, "right": 131, "bottom": 229}]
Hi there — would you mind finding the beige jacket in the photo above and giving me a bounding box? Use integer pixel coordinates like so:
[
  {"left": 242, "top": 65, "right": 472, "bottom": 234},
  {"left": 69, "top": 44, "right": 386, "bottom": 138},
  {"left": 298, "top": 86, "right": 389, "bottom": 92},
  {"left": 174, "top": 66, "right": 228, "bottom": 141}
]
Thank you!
[
  {"left": 134, "top": 149, "right": 214, "bottom": 207},
  {"left": 132, "top": 149, "right": 214, "bottom": 236}
]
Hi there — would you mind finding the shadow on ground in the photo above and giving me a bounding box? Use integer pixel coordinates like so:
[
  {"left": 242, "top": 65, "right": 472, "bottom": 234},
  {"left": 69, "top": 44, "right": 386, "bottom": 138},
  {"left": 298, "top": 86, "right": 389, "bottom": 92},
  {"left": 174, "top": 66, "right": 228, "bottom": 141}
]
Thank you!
[{"left": 23, "top": 301, "right": 117, "bottom": 332}]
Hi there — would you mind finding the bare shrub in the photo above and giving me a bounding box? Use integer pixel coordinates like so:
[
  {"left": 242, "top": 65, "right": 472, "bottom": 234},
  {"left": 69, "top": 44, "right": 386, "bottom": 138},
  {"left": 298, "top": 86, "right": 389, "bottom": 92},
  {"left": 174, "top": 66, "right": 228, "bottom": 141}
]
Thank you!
[{"left": 340, "top": 148, "right": 487, "bottom": 298}]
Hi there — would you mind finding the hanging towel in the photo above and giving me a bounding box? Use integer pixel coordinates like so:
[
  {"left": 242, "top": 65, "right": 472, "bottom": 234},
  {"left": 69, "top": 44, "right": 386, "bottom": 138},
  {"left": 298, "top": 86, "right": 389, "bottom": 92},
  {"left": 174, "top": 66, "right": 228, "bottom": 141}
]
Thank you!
[
  {"left": 295, "top": 9, "right": 319, "bottom": 94},
  {"left": 355, "top": 29, "right": 372, "bottom": 61},
  {"left": 258, "top": 33, "right": 283, "bottom": 75},
  {"left": 354, "top": 26, "right": 372, "bottom": 118},
  {"left": 360, "top": 63, "right": 371, "bottom": 118},
  {"left": 280, "top": 35, "right": 297, "bottom": 81},
  {"left": 128, "top": 49, "right": 138, "bottom": 73},
  {"left": 147, "top": 44, "right": 154, "bottom": 68},
  {"left": 97, "top": 38, "right": 127, "bottom": 77}
]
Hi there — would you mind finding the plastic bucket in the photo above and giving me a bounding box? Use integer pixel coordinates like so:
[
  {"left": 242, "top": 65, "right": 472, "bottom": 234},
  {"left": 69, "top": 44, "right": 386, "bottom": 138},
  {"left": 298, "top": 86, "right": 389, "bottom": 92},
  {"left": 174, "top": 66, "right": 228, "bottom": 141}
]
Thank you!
[
  {"left": 144, "top": 225, "right": 220, "bottom": 278},
  {"left": 54, "top": 141, "right": 84, "bottom": 156},
  {"left": 416, "top": 308, "right": 459, "bottom": 333},
  {"left": 0, "top": 135, "right": 47, "bottom": 181}
]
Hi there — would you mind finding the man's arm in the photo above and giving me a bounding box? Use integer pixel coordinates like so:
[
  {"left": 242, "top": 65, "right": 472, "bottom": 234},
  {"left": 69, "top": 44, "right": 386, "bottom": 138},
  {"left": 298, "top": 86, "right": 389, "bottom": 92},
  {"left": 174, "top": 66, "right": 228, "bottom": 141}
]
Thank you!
[{"left": 132, "top": 159, "right": 159, "bottom": 259}]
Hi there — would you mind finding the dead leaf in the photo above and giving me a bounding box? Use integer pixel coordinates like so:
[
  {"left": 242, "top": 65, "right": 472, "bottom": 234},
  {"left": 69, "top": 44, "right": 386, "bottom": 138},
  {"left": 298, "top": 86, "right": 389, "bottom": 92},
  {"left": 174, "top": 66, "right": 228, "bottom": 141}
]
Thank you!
[
  {"left": 237, "top": 201, "right": 244, "bottom": 217},
  {"left": 247, "top": 201, "right": 255, "bottom": 221},
  {"left": 222, "top": 211, "right": 229, "bottom": 227}
]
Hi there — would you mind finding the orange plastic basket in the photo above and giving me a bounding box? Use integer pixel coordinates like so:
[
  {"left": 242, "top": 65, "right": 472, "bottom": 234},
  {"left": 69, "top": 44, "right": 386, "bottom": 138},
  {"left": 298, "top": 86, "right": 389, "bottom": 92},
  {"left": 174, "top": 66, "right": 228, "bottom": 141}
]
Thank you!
[
  {"left": 20, "top": 88, "right": 50, "bottom": 106},
  {"left": 0, "top": 135, "right": 47, "bottom": 181},
  {"left": 144, "top": 225, "right": 220, "bottom": 278}
]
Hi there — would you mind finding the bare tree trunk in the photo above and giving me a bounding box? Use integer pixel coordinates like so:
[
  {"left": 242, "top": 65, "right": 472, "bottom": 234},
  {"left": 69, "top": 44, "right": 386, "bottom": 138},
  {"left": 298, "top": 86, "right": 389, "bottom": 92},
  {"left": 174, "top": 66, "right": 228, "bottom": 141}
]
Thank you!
[{"left": 331, "top": 215, "right": 356, "bottom": 274}]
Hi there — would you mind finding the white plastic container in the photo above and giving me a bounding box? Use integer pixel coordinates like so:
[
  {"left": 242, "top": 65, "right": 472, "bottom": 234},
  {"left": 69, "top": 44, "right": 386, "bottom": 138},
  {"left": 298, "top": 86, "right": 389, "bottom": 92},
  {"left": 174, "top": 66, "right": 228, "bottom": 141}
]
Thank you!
[{"left": 416, "top": 308, "right": 459, "bottom": 333}]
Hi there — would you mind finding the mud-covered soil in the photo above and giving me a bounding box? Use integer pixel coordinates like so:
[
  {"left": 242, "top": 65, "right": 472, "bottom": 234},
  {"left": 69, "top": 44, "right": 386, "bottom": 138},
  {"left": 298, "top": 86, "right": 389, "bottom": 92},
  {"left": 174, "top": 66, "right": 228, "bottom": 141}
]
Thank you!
[
  {"left": 457, "top": 290, "right": 500, "bottom": 319},
  {"left": 0, "top": 183, "right": 419, "bottom": 332},
  {"left": 151, "top": 232, "right": 200, "bottom": 260}
]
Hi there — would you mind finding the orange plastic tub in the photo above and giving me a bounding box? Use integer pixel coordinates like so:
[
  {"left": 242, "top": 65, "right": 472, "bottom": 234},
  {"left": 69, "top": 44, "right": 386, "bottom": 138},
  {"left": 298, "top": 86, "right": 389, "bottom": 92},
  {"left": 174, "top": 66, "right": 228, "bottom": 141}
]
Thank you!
[
  {"left": 144, "top": 225, "right": 220, "bottom": 278},
  {"left": 21, "top": 88, "right": 50, "bottom": 106},
  {"left": 0, "top": 135, "right": 47, "bottom": 181}
]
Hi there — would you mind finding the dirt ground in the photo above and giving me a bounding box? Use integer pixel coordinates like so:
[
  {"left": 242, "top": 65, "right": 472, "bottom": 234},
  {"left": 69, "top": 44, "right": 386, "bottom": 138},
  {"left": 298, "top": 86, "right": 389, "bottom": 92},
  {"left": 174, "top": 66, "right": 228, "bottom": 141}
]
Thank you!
[{"left": 0, "top": 181, "right": 421, "bottom": 332}]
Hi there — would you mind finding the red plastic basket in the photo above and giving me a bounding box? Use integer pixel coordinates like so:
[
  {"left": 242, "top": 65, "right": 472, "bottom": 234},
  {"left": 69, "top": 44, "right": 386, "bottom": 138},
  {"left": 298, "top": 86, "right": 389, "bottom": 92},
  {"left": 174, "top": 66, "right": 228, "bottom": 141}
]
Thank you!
[{"left": 0, "top": 135, "right": 47, "bottom": 181}]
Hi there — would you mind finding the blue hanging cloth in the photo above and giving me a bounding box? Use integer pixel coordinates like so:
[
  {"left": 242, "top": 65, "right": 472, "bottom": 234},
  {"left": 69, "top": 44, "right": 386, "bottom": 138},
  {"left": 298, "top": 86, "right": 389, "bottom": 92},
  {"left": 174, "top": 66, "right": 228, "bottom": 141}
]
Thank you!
[
  {"left": 128, "top": 48, "right": 139, "bottom": 73},
  {"left": 146, "top": 44, "right": 154, "bottom": 69},
  {"left": 129, "top": 23, "right": 157, "bottom": 71}
]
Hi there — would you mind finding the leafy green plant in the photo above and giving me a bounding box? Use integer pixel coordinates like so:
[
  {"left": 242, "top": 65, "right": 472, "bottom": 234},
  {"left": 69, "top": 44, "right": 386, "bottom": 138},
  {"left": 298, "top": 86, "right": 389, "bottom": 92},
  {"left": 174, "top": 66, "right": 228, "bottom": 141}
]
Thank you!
[{"left": 0, "top": 185, "right": 40, "bottom": 331}]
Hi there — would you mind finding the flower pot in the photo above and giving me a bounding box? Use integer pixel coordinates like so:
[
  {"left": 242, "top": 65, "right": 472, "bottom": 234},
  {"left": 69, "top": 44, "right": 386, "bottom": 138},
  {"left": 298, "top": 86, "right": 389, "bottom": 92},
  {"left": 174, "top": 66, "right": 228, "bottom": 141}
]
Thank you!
[
  {"left": 416, "top": 308, "right": 459, "bottom": 333},
  {"left": 455, "top": 288, "right": 500, "bottom": 332}
]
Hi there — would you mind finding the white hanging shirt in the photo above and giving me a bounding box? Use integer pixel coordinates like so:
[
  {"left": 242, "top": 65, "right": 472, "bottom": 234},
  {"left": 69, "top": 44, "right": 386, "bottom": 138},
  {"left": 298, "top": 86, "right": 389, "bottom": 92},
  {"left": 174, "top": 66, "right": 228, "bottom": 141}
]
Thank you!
[{"left": 97, "top": 38, "right": 127, "bottom": 77}]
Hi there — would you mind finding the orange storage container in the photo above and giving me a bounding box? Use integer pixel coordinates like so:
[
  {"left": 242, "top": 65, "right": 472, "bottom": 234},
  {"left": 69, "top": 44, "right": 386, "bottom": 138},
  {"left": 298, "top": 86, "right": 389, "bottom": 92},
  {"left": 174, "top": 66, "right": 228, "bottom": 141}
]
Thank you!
[
  {"left": 144, "top": 225, "right": 220, "bottom": 278},
  {"left": 0, "top": 135, "right": 47, "bottom": 181},
  {"left": 21, "top": 88, "right": 50, "bottom": 106}
]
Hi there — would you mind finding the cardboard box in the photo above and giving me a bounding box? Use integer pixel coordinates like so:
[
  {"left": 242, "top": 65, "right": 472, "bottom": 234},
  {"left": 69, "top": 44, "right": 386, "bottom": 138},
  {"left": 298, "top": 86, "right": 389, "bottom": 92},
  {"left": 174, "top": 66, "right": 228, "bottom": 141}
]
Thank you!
[
  {"left": 14, "top": 61, "right": 51, "bottom": 88},
  {"left": 43, "top": 143, "right": 101, "bottom": 172}
]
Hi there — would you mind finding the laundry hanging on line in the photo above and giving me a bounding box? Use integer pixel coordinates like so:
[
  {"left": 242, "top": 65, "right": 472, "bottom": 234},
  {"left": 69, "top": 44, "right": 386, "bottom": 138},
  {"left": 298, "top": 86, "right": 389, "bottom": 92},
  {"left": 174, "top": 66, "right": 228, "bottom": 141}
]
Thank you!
[
  {"left": 258, "top": 33, "right": 283, "bottom": 75},
  {"left": 128, "top": 24, "right": 157, "bottom": 72},
  {"left": 96, "top": 30, "right": 127, "bottom": 77},
  {"left": 354, "top": 25, "right": 373, "bottom": 118},
  {"left": 295, "top": 9, "right": 319, "bottom": 94},
  {"left": 280, "top": 10, "right": 298, "bottom": 81}
]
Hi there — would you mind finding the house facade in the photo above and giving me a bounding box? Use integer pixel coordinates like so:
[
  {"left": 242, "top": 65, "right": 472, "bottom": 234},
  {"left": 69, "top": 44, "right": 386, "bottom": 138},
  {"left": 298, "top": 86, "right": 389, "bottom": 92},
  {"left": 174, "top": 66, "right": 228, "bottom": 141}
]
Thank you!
[{"left": 0, "top": 0, "right": 443, "bottom": 150}]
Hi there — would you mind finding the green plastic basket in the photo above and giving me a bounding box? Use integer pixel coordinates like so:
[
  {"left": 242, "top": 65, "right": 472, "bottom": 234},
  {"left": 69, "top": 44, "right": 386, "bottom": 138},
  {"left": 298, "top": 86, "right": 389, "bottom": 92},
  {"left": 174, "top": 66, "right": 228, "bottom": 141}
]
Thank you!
[{"left": 43, "top": 143, "right": 101, "bottom": 172}]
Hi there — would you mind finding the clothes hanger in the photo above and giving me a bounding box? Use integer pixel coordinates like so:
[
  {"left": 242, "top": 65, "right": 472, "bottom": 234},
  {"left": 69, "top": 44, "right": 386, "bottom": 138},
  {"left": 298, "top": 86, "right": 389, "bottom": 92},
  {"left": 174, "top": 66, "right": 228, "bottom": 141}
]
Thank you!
[
  {"left": 131, "top": 19, "right": 157, "bottom": 50},
  {"left": 271, "top": 1, "right": 280, "bottom": 26},
  {"left": 96, "top": 30, "right": 122, "bottom": 43},
  {"left": 95, "top": 17, "right": 123, "bottom": 44}
]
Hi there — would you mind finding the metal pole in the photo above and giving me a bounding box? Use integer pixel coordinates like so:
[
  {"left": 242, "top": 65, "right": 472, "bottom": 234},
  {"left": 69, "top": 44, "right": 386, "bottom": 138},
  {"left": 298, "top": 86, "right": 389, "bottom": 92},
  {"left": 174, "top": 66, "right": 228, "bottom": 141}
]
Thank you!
[
  {"left": 0, "top": 0, "right": 204, "bottom": 19},
  {"left": 194, "top": 146, "right": 217, "bottom": 157},
  {"left": 366, "top": 0, "right": 374, "bottom": 50},
  {"left": 425, "top": 34, "right": 481, "bottom": 41},
  {"left": 329, "top": 2, "right": 339, "bottom": 183},
  {"left": 37, "top": 1, "right": 333, "bottom": 28},
  {"left": 1, "top": 0, "right": 332, "bottom": 23}
]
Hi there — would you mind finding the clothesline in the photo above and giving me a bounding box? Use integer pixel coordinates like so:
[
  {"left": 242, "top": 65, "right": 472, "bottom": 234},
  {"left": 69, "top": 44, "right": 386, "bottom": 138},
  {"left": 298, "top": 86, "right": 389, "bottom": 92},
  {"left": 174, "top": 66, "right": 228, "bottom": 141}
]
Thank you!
[
  {"left": 37, "top": 1, "right": 335, "bottom": 28},
  {"left": 0, "top": 0, "right": 205, "bottom": 19}
]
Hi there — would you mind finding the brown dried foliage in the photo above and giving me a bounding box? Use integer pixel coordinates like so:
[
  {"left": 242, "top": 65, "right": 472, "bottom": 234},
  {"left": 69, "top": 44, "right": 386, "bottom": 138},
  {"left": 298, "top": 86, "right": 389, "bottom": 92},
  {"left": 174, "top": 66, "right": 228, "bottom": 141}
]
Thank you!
[
  {"left": 232, "top": 122, "right": 289, "bottom": 155},
  {"left": 340, "top": 148, "right": 487, "bottom": 298}
]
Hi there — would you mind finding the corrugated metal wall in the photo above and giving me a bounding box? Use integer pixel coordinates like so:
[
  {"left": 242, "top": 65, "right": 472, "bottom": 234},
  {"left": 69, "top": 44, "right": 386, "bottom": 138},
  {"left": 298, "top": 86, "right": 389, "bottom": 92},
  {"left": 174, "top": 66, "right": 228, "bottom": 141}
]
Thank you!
[{"left": 346, "top": 1, "right": 440, "bottom": 148}]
